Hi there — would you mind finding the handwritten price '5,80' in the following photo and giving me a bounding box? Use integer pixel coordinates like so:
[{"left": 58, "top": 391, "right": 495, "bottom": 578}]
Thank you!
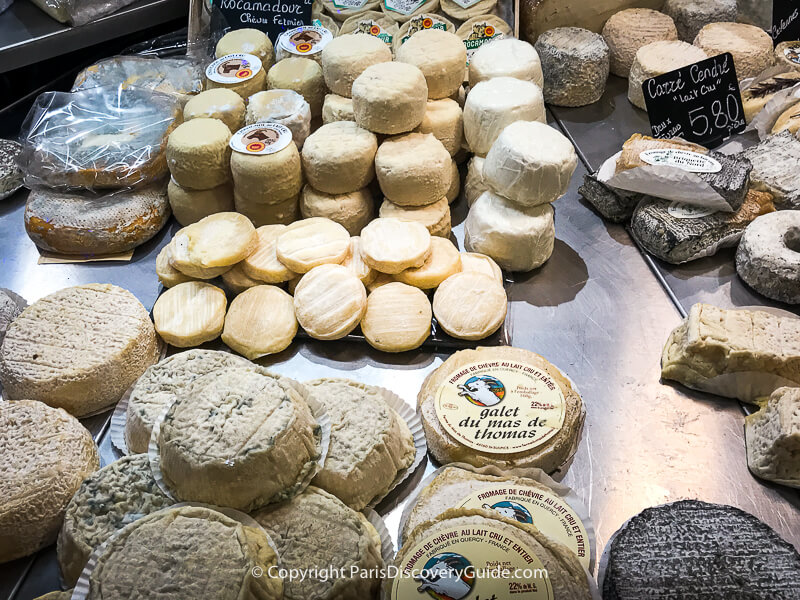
[{"left": 687, "top": 93, "right": 744, "bottom": 138}]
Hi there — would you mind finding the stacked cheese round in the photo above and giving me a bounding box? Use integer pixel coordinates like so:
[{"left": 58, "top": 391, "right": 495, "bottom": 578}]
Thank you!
[
  {"left": 352, "top": 62, "right": 429, "bottom": 134},
  {"left": 414, "top": 98, "right": 464, "bottom": 157},
  {"left": 215, "top": 28, "right": 274, "bottom": 68},
  {"left": 267, "top": 57, "right": 326, "bottom": 117},
  {"left": 321, "top": 34, "right": 392, "bottom": 98},
  {"left": 468, "top": 38, "right": 544, "bottom": 88},
  {"left": 183, "top": 88, "right": 245, "bottom": 133},
  {"left": 663, "top": 0, "right": 737, "bottom": 42},
  {"left": 602, "top": 9, "right": 678, "bottom": 77},
  {"left": 395, "top": 29, "right": 466, "bottom": 99},
  {"left": 693, "top": 22, "right": 774, "bottom": 79},
  {"left": 629, "top": 41, "right": 708, "bottom": 110},
  {"left": 375, "top": 133, "right": 452, "bottom": 208},
  {"left": 166, "top": 118, "right": 232, "bottom": 191},
  {"left": 246, "top": 90, "right": 311, "bottom": 149}
]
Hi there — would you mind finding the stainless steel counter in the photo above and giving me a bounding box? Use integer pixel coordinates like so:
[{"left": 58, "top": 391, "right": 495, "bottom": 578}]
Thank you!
[{"left": 1, "top": 108, "right": 798, "bottom": 599}]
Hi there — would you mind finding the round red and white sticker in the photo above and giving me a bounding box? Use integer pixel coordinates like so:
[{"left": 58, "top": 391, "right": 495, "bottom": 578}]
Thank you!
[
  {"left": 230, "top": 123, "right": 293, "bottom": 156},
  {"left": 206, "top": 53, "right": 262, "bottom": 84}
]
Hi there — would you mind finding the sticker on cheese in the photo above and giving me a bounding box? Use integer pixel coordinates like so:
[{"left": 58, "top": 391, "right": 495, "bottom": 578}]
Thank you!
[
  {"left": 267, "top": 57, "right": 325, "bottom": 117},
  {"left": 322, "top": 34, "right": 393, "bottom": 98},
  {"left": 183, "top": 88, "right": 245, "bottom": 133},
  {"left": 666, "top": 202, "right": 718, "bottom": 219},
  {"left": 601, "top": 8, "right": 678, "bottom": 78},
  {"left": 276, "top": 217, "right": 351, "bottom": 273},
  {"left": 231, "top": 139, "right": 302, "bottom": 206},
  {"left": 166, "top": 118, "right": 232, "bottom": 191},
  {"left": 382, "top": 0, "right": 438, "bottom": 22},
  {"left": 222, "top": 285, "right": 298, "bottom": 358},
  {"left": 230, "top": 122, "right": 292, "bottom": 156},
  {"left": 342, "top": 236, "right": 377, "bottom": 285},
  {"left": 241, "top": 224, "right": 297, "bottom": 283},
  {"left": 395, "top": 236, "right": 461, "bottom": 289},
  {"left": 220, "top": 263, "right": 265, "bottom": 295},
  {"left": 397, "top": 13, "right": 455, "bottom": 50},
  {"left": 375, "top": 132, "right": 452, "bottom": 206},
  {"left": 693, "top": 22, "right": 773, "bottom": 79},
  {"left": 468, "top": 37, "right": 544, "bottom": 89},
  {"left": 361, "top": 282, "right": 432, "bottom": 352},
  {"left": 339, "top": 11, "right": 399, "bottom": 47},
  {"left": 379, "top": 196, "right": 452, "bottom": 237},
  {"left": 167, "top": 179, "right": 233, "bottom": 226},
  {"left": 170, "top": 212, "right": 258, "bottom": 276},
  {"left": 293, "top": 264, "right": 367, "bottom": 339},
  {"left": 235, "top": 192, "right": 300, "bottom": 227},
  {"left": 639, "top": 149, "right": 722, "bottom": 173},
  {"left": 396, "top": 29, "right": 467, "bottom": 99},
  {"left": 301, "top": 185, "right": 374, "bottom": 235},
  {"left": 215, "top": 28, "right": 274, "bottom": 66},
  {"left": 245, "top": 91, "right": 310, "bottom": 149},
  {"left": 301, "top": 121, "right": 378, "bottom": 194},
  {"left": 432, "top": 271, "right": 507, "bottom": 340},
  {"left": 628, "top": 40, "right": 708, "bottom": 110},
  {"left": 360, "top": 217, "right": 432, "bottom": 273},
  {"left": 352, "top": 61, "right": 429, "bottom": 134},
  {"left": 457, "top": 15, "right": 512, "bottom": 63},
  {"left": 152, "top": 281, "right": 227, "bottom": 348},
  {"left": 322, "top": 93, "right": 355, "bottom": 123},
  {"left": 414, "top": 98, "right": 463, "bottom": 157},
  {"left": 777, "top": 41, "right": 800, "bottom": 69},
  {"left": 277, "top": 25, "right": 333, "bottom": 63},
  {"left": 205, "top": 53, "right": 266, "bottom": 98}
]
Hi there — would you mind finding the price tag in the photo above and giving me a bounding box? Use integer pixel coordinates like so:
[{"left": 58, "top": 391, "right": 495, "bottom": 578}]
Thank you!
[
  {"left": 214, "top": 0, "right": 313, "bottom": 43},
  {"left": 772, "top": 0, "right": 800, "bottom": 43},
  {"left": 642, "top": 53, "right": 746, "bottom": 148}
]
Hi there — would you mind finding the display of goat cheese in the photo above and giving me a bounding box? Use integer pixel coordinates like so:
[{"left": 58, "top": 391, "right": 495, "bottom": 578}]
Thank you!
[
  {"left": 745, "top": 387, "right": 800, "bottom": 487},
  {"left": 692, "top": 22, "right": 774, "bottom": 79},
  {"left": 602, "top": 8, "right": 678, "bottom": 78},
  {"left": 742, "top": 132, "right": 800, "bottom": 209}
]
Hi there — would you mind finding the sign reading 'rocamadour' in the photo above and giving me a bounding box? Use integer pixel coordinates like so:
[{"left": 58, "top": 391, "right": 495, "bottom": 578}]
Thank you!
[{"left": 216, "top": 0, "right": 313, "bottom": 42}]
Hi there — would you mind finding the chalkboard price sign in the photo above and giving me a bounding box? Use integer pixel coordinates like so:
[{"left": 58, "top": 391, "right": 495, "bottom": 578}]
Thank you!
[
  {"left": 642, "top": 53, "right": 746, "bottom": 148},
  {"left": 215, "top": 0, "right": 313, "bottom": 43},
  {"left": 772, "top": 0, "right": 800, "bottom": 43}
]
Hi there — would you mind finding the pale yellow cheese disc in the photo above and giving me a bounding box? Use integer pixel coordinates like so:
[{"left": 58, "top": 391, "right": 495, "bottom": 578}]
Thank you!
[
  {"left": 152, "top": 281, "right": 227, "bottom": 347},
  {"left": 293, "top": 264, "right": 367, "bottom": 340},
  {"left": 220, "top": 262, "right": 266, "bottom": 295},
  {"left": 156, "top": 243, "right": 194, "bottom": 288},
  {"left": 459, "top": 252, "right": 503, "bottom": 285},
  {"left": 361, "top": 282, "right": 432, "bottom": 352},
  {"left": 166, "top": 232, "right": 232, "bottom": 280},
  {"left": 378, "top": 196, "right": 451, "bottom": 237},
  {"left": 276, "top": 217, "right": 351, "bottom": 273},
  {"left": 222, "top": 286, "right": 297, "bottom": 359},
  {"left": 366, "top": 272, "right": 394, "bottom": 293},
  {"left": 287, "top": 274, "right": 302, "bottom": 295},
  {"left": 241, "top": 224, "right": 297, "bottom": 283},
  {"left": 170, "top": 212, "right": 258, "bottom": 274},
  {"left": 394, "top": 237, "right": 462, "bottom": 289},
  {"left": 432, "top": 271, "right": 507, "bottom": 340},
  {"left": 359, "top": 217, "right": 432, "bottom": 274},
  {"left": 341, "top": 236, "right": 377, "bottom": 285}
]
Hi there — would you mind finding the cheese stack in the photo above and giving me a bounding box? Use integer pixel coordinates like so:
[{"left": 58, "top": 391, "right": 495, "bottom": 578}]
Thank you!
[
  {"left": 246, "top": 90, "right": 312, "bottom": 149},
  {"left": 601, "top": 8, "right": 678, "bottom": 78}
]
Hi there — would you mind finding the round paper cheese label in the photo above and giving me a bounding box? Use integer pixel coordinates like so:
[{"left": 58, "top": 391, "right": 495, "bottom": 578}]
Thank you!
[
  {"left": 206, "top": 53, "right": 262, "bottom": 84},
  {"left": 351, "top": 19, "right": 394, "bottom": 44},
  {"left": 667, "top": 202, "right": 718, "bottom": 219},
  {"left": 434, "top": 361, "right": 566, "bottom": 454},
  {"left": 462, "top": 22, "right": 505, "bottom": 62},
  {"left": 278, "top": 26, "right": 333, "bottom": 56},
  {"left": 230, "top": 123, "right": 292, "bottom": 155},
  {"left": 456, "top": 486, "right": 591, "bottom": 569},
  {"left": 390, "top": 522, "right": 554, "bottom": 599},
  {"left": 639, "top": 149, "right": 722, "bottom": 173},
  {"left": 384, "top": 0, "right": 427, "bottom": 16},
  {"left": 401, "top": 14, "right": 450, "bottom": 45},
  {"left": 784, "top": 45, "right": 800, "bottom": 65}
]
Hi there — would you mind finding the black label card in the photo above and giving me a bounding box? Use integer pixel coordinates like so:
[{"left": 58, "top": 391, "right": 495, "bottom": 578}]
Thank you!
[
  {"left": 642, "top": 53, "right": 746, "bottom": 148},
  {"left": 215, "top": 0, "right": 313, "bottom": 43},
  {"left": 773, "top": 0, "right": 800, "bottom": 43}
]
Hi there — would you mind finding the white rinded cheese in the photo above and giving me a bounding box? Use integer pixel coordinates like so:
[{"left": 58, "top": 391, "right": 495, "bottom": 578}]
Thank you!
[
  {"left": 433, "top": 271, "right": 507, "bottom": 340},
  {"left": 463, "top": 76, "right": 545, "bottom": 156},
  {"left": 693, "top": 22, "right": 774, "bottom": 79},
  {"left": 322, "top": 93, "right": 355, "bottom": 123},
  {"left": 301, "top": 121, "right": 378, "bottom": 194},
  {"left": 183, "top": 88, "right": 245, "bottom": 133},
  {"left": 361, "top": 282, "right": 432, "bottom": 352},
  {"left": 414, "top": 98, "right": 463, "bottom": 157},
  {"left": 235, "top": 192, "right": 300, "bottom": 227},
  {"left": 360, "top": 217, "right": 433, "bottom": 274},
  {"left": 460, "top": 251, "right": 502, "bottom": 284},
  {"left": 276, "top": 217, "right": 351, "bottom": 273},
  {"left": 241, "top": 224, "right": 297, "bottom": 283},
  {"left": 222, "top": 285, "right": 297, "bottom": 358},
  {"left": 379, "top": 196, "right": 451, "bottom": 237},
  {"left": 216, "top": 28, "right": 275, "bottom": 69},
  {"left": 628, "top": 41, "right": 708, "bottom": 110},
  {"left": 468, "top": 38, "right": 544, "bottom": 88},
  {"left": 166, "top": 118, "right": 232, "bottom": 190},
  {"left": 465, "top": 191, "right": 556, "bottom": 272},
  {"left": 602, "top": 8, "right": 678, "bottom": 77},
  {"left": 663, "top": 0, "right": 737, "bottom": 42},
  {"left": 395, "top": 236, "right": 462, "bottom": 289},
  {"left": 170, "top": 212, "right": 257, "bottom": 272},
  {"left": 231, "top": 142, "right": 303, "bottom": 205},
  {"left": 246, "top": 90, "right": 311, "bottom": 149},
  {"left": 267, "top": 57, "right": 326, "bottom": 117},
  {"left": 746, "top": 387, "right": 800, "bottom": 486},
  {"left": 167, "top": 179, "right": 234, "bottom": 226},
  {"left": 375, "top": 132, "right": 452, "bottom": 206},
  {"left": 352, "top": 62, "right": 429, "bottom": 134},
  {"left": 465, "top": 155, "right": 488, "bottom": 206},
  {"left": 301, "top": 185, "right": 374, "bottom": 235},
  {"left": 152, "top": 281, "right": 227, "bottom": 347},
  {"left": 294, "top": 264, "right": 367, "bottom": 340},
  {"left": 483, "top": 121, "right": 578, "bottom": 207},
  {"left": 396, "top": 29, "right": 467, "bottom": 99},
  {"left": 322, "top": 34, "right": 393, "bottom": 97}
]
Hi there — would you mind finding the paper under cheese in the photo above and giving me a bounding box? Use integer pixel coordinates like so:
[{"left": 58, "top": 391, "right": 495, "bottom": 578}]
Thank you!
[
  {"left": 301, "top": 185, "right": 374, "bottom": 235},
  {"left": 301, "top": 121, "right": 378, "bottom": 194},
  {"left": 360, "top": 217, "right": 432, "bottom": 274},
  {"left": 241, "top": 224, "right": 298, "bottom": 283},
  {"left": 375, "top": 132, "right": 451, "bottom": 206},
  {"left": 321, "top": 34, "right": 393, "bottom": 97},
  {"left": 468, "top": 38, "right": 544, "bottom": 88},
  {"left": 222, "top": 285, "right": 298, "bottom": 358},
  {"left": 152, "top": 281, "right": 227, "bottom": 347},
  {"left": 361, "top": 282, "right": 432, "bottom": 352},
  {"left": 166, "top": 118, "right": 232, "bottom": 190},
  {"left": 602, "top": 8, "right": 678, "bottom": 77},
  {"left": 293, "top": 264, "right": 367, "bottom": 340},
  {"left": 276, "top": 217, "right": 351, "bottom": 273},
  {"left": 432, "top": 271, "right": 507, "bottom": 340},
  {"left": 352, "top": 62, "right": 429, "bottom": 134},
  {"left": 395, "top": 29, "right": 467, "bottom": 99}
]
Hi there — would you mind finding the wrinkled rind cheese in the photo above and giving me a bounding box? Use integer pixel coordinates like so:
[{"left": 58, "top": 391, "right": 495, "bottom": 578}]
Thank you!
[
  {"left": 0, "top": 288, "right": 26, "bottom": 347},
  {"left": 306, "top": 379, "right": 416, "bottom": 509},
  {"left": 352, "top": 62, "right": 429, "bottom": 135},
  {"left": 216, "top": 28, "right": 275, "bottom": 68},
  {"left": 268, "top": 57, "right": 326, "bottom": 117},
  {"left": 235, "top": 192, "right": 300, "bottom": 227},
  {"left": 301, "top": 185, "right": 374, "bottom": 235},
  {"left": 741, "top": 132, "right": 800, "bottom": 209},
  {"left": 276, "top": 217, "right": 351, "bottom": 272},
  {"left": 379, "top": 196, "right": 451, "bottom": 237},
  {"left": 395, "top": 236, "right": 462, "bottom": 289},
  {"left": 183, "top": 88, "right": 246, "bottom": 133},
  {"left": 242, "top": 224, "right": 297, "bottom": 283},
  {"left": 301, "top": 121, "right": 378, "bottom": 194},
  {"left": 322, "top": 34, "right": 393, "bottom": 98},
  {"left": 663, "top": 0, "right": 737, "bottom": 42},
  {"left": 166, "top": 118, "right": 232, "bottom": 190},
  {"left": 469, "top": 38, "right": 544, "bottom": 88},
  {"left": 152, "top": 281, "right": 228, "bottom": 347},
  {"left": 0, "top": 284, "right": 159, "bottom": 417},
  {"left": 231, "top": 143, "right": 303, "bottom": 205},
  {"left": 361, "top": 282, "right": 432, "bottom": 352},
  {"left": 294, "top": 264, "right": 367, "bottom": 340},
  {"left": 0, "top": 400, "right": 98, "bottom": 564},
  {"left": 628, "top": 41, "right": 708, "bottom": 110},
  {"left": 414, "top": 98, "right": 464, "bottom": 157},
  {"left": 322, "top": 93, "right": 355, "bottom": 123},
  {"left": 396, "top": 29, "right": 467, "bottom": 99},
  {"left": 463, "top": 77, "right": 545, "bottom": 156},
  {"left": 223, "top": 286, "right": 298, "bottom": 358},
  {"left": 170, "top": 212, "right": 258, "bottom": 272},
  {"left": 693, "top": 22, "right": 774, "bottom": 79},
  {"left": 375, "top": 132, "right": 452, "bottom": 206},
  {"left": 433, "top": 271, "right": 507, "bottom": 340},
  {"left": 360, "top": 217, "right": 433, "bottom": 274},
  {"left": 745, "top": 387, "right": 800, "bottom": 485},
  {"left": 601, "top": 8, "right": 678, "bottom": 78},
  {"left": 167, "top": 179, "right": 234, "bottom": 226}
]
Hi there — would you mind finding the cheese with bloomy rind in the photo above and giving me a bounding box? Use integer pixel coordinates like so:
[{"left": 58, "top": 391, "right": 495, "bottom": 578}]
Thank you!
[
  {"left": 231, "top": 143, "right": 303, "bottom": 205},
  {"left": 322, "top": 93, "right": 355, "bottom": 123},
  {"left": 235, "top": 192, "right": 300, "bottom": 227},
  {"left": 156, "top": 242, "right": 195, "bottom": 288},
  {"left": 293, "top": 264, "right": 366, "bottom": 340},
  {"left": 222, "top": 286, "right": 298, "bottom": 358},
  {"left": 301, "top": 122, "right": 378, "bottom": 194},
  {"left": 25, "top": 183, "right": 171, "bottom": 255},
  {"left": 322, "top": 34, "right": 393, "bottom": 98},
  {"left": 167, "top": 179, "right": 234, "bottom": 226},
  {"left": 360, "top": 217, "right": 432, "bottom": 273},
  {"left": 693, "top": 22, "right": 774, "bottom": 79},
  {"left": 741, "top": 132, "right": 800, "bottom": 209},
  {"left": 242, "top": 224, "right": 297, "bottom": 283},
  {"left": 483, "top": 121, "right": 578, "bottom": 207},
  {"left": 152, "top": 281, "right": 227, "bottom": 347},
  {"left": 124, "top": 349, "right": 251, "bottom": 454},
  {"left": 465, "top": 156, "right": 488, "bottom": 206},
  {"left": 468, "top": 38, "right": 544, "bottom": 88},
  {"left": 306, "top": 379, "right": 416, "bottom": 509},
  {"left": 663, "top": 0, "right": 737, "bottom": 42},
  {"left": 166, "top": 118, "right": 232, "bottom": 190},
  {"left": 245, "top": 90, "right": 311, "bottom": 149},
  {"left": 396, "top": 29, "right": 467, "bottom": 99},
  {"left": 301, "top": 185, "right": 374, "bottom": 235},
  {"left": 253, "top": 486, "right": 383, "bottom": 600},
  {"left": 433, "top": 271, "right": 507, "bottom": 340},
  {"left": 459, "top": 252, "right": 502, "bottom": 285},
  {"left": 375, "top": 132, "right": 452, "bottom": 206},
  {"left": 361, "top": 282, "right": 432, "bottom": 352},
  {"left": 745, "top": 387, "right": 800, "bottom": 486},
  {"left": 183, "top": 88, "right": 245, "bottom": 133},
  {"left": 414, "top": 98, "right": 463, "bottom": 157},
  {"left": 535, "top": 27, "right": 610, "bottom": 107},
  {"left": 267, "top": 57, "right": 326, "bottom": 117},
  {"left": 158, "top": 366, "right": 322, "bottom": 510},
  {"left": 742, "top": 72, "right": 800, "bottom": 123},
  {"left": 170, "top": 212, "right": 258, "bottom": 273},
  {"left": 602, "top": 8, "right": 678, "bottom": 77},
  {"left": 0, "top": 400, "right": 98, "bottom": 564},
  {"left": 216, "top": 28, "right": 274, "bottom": 67},
  {"left": 628, "top": 40, "right": 708, "bottom": 110},
  {"left": 57, "top": 454, "right": 174, "bottom": 585},
  {"left": 395, "top": 237, "right": 461, "bottom": 289},
  {"left": 84, "top": 505, "right": 283, "bottom": 600},
  {"left": 342, "top": 236, "right": 377, "bottom": 285},
  {"left": 352, "top": 62, "right": 429, "bottom": 134},
  {"left": 0, "top": 284, "right": 159, "bottom": 417},
  {"left": 379, "top": 196, "right": 451, "bottom": 237},
  {"left": 463, "top": 77, "right": 545, "bottom": 156},
  {"left": 276, "top": 217, "right": 351, "bottom": 272},
  {"left": 465, "top": 192, "right": 555, "bottom": 272}
]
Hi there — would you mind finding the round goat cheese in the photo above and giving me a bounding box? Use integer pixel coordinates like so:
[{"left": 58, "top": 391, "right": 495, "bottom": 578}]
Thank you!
[{"left": 352, "top": 62, "right": 429, "bottom": 134}]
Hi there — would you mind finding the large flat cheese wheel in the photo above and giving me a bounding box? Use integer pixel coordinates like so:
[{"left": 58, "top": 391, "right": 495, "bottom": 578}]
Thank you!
[
  {"left": 395, "top": 29, "right": 467, "bottom": 99},
  {"left": 220, "top": 262, "right": 266, "bottom": 295},
  {"left": 167, "top": 179, "right": 234, "bottom": 226},
  {"left": 602, "top": 8, "right": 678, "bottom": 77},
  {"left": 234, "top": 192, "right": 300, "bottom": 227},
  {"left": 483, "top": 121, "right": 578, "bottom": 206},
  {"left": 463, "top": 77, "right": 545, "bottom": 156},
  {"left": 231, "top": 143, "right": 303, "bottom": 205},
  {"left": 468, "top": 38, "right": 543, "bottom": 88},
  {"left": 360, "top": 217, "right": 432, "bottom": 274},
  {"left": 693, "top": 22, "right": 774, "bottom": 79},
  {"left": 379, "top": 196, "right": 451, "bottom": 237},
  {"left": 0, "top": 284, "right": 160, "bottom": 416},
  {"left": 628, "top": 41, "right": 708, "bottom": 110},
  {"left": 245, "top": 90, "right": 311, "bottom": 149},
  {"left": 183, "top": 88, "right": 245, "bottom": 133},
  {"left": 663, "top": 0, "right": 737, "bottom": 42},
  {"left": 375, "top": 132, "right": 451, "bottom": 206},
  {"left": 352, "top": 62, "right": 429, "bottom": 134},
  {"left": 216, "top": 28, "right": 275, "bottom": 69},
  {"left": 322, "top": 34, "right": 393, "bottom": 97},
  {"left": 322, "top": 93, "right": 355, "bottom": 124},
  {"left": 241, "top": 224, "right": 297, "bottom": 283},
  {"left": 460, "top": 251, "right": 502, "bottom": 284},
  {"left": 276, "top": 217, "right": 351, "bottom": 272},
  {"left": 301, "top": 121, "right": 378, "bottom": 194},
  {"left": 361, "top": 282, "right": 432, "bottom": 352},
  {"left": 166, "top": 118, "right": 232, "bottom": 190},
  {"left": 268, "top": 57, "right": 326, "bottom": 117},
  {"left": 171, "top": 212, "right": 257, "bottom": 273},
  {"left": 301, "top": 185, "right": 374, "bottom": 235},
  {"left": 222, "top": 286, "right": 297, "bottom": 358},
  {"left": 156, "top": 242, "right": 195, "bottom": 288},
  {"left": 153, "top": 281, "right": 227, "bottom": 347},
  {"left": 432, "top": 271, "right": 507, "bottom": 340},
  {"left": 294, "top": 264, "right": 367, "bottom": 339},
  {"left": 342, "top": 236, "right": 377, "bottom": 285},
  {"left": 414, "top": 98, "right": 463, "bottom": 157},
  {"left": 395, "top": 237, "right": 462, "bottom": 289}
]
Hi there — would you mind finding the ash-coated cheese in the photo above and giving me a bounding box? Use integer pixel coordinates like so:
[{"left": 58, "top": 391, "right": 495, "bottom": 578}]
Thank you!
[
  {"left": 245, "top": 90, "right": 311, "bottom": 149},
  {"left": 352, "top": 62, "right": 429, "bottom": 134},
  {"left": 322, "top": 93, "right": 355, "bottom": 123},
  {"left": 301, "top": 185, "right": 374, "bottom": 235},
  {"left": 663, "top": 0, "right": 737, "bottom": 42},
  {"left": 222, "top": 285, "right": 298, "bottom": 358},
  {"left": 746, "top": 387, "right": 800, "bottom": 486},
  {"left": 307, "top": 379, "right": 416, "bottom": 509},
  {"left": 276, "top": 217, "right": 351, "bottom": 272},
  {"left": 301, "top": 121, "right": 378, "bottom": 194},
  {"left": 360, "top": 217, "right": 432, "bottom": 273},
  {"left": 0, "top": 400, "right": 98, "bottom": 564},
  {"left": 440, "top": 0, "right": 495, "bottom": 20},
  {"left": 628, "top": 41, "right": 708, "bottom": 110},
  {"left": 742, "top": 132, "right": 800, "bottom": 209},
  {"left": 84, "top": 506, "right": 282, "bottom": 600},
  {"left": 361, "top": 282, "right": 432, "bottom": 352},
  {"left": 465, "top": 155, "right": 488, "bottom": 206},
  {"left": 602, "top": 8, "right": 678, "bottom": 77},
  {"left": 433, "top": 271, "right": 507, "bottom": 340},
  {"left": 459, "top": 252, "right": 503, "bottom": 284},
  {"left": 231, "top": 142, "right": 303, "bottom": 204},
  {"left": 241, "top": 224, "right": 297, "bottom": 283},
  {"left": 535, "top": 27, "right": 610, "bottom": 107},
  {"left": 124, "top": 349, "right": 250, "bottom": 454},
  {"left": 379, "top": 196, "right": 451, "bottom": 237},
  {"left": 0, "top": 284, "right": 159, "bottom": 417},
  {"left": 375, "top": 132, "right": 452, "bottom": 206},
  {"left": 235, "top": 192, "right": 300, "bottom": 226},
  {"left": 166, "top": 118, "right": 231, "bottom": 190},
  {"left": 396, "top": 29, "right": 467, "bottom": 99},
  {"left": 293, "top": 264, "right": 367, "bottom": 339},
  {"left": 167, "top": 179, "right": 234, "bottom": 226},
  {"left": 216, "top": 28, "right": 275, "bottom": 68},
  {"left": 220, "top": 263, "right": 266, "bottom": 295},
  {"left": 158, "top": 366, "right": 321, "bottom": 510},
  {"left": 183, "top": 88, "right": 245, "bottom": 133},
  {"left": 342, "top": 236, "right": 377, "bottom": 285},
  {"left": 156, "top": 242, "right": 195, "bottom": 288},
  {"left": 483, "top": 121, "right": 578, "bottom": 207},
  {"left": 414, "top": 98, "right": 463, "bottom": 156},
  {"left": 468, "top": 38, "right": 544, "bottom": 88},
  {"left": 267, "top": 57, "right": 326, "bottom": 117},
  {"left": 463, "top": 77, "right": 545, "bottom": 156},
  {"left": 693, "top": 22, "right": 774, "bottom": 79},
  {"left": 322, "top": 34, "right": 393, "bottom": 98},
  {"left": 170, "top": 212, "right": 257, "bottom": 274},
  {"left": 395, "top": 236, "right": 462, "bottom": 289},
  {"left": 152, "top": 281, "right": 227, "bottom": 347},
  {"left": 57, "top": 454, "right": 174, "bottom": 585},
  {"left": 253, "top": 486, "right": 383, "bottom": 600},
  {"left": 465, "top": 191, "right": 555, "bottom": 272}
]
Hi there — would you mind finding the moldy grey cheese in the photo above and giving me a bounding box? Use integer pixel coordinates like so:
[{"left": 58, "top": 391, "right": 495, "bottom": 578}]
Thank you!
[{"left": 663, "top": 0, "right": 737, "bottom": 42}]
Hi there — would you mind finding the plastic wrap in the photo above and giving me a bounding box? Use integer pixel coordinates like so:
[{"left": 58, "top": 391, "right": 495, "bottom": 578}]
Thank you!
[
  {"left": 0, "top": 140, "right": 23, "bottom": 201},
  {"left": 29, "top": 0, "right": 138, "bottom": 26},
  {"left": 19, "top": 86, "right": 182, "bottom": 191},
  {"left": 246, "top": 90, "right": 311, "bottom": 149}
]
